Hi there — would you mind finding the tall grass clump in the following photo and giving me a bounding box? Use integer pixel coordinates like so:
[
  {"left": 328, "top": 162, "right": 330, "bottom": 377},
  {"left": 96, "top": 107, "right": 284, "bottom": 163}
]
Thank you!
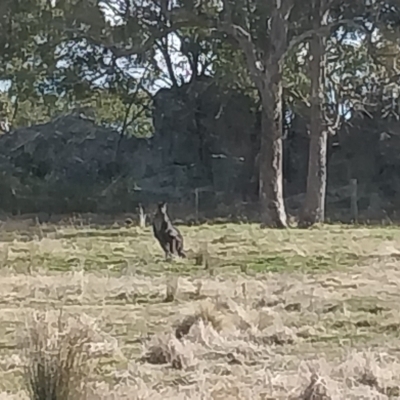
[{"left": 22, "top": 311, "right": 95, "bottom": 400}]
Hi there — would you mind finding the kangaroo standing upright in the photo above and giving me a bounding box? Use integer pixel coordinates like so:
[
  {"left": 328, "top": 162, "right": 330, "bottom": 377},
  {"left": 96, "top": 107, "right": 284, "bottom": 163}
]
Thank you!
[{"left": 152, "top": 202, "right": 186, "bottom": 260}]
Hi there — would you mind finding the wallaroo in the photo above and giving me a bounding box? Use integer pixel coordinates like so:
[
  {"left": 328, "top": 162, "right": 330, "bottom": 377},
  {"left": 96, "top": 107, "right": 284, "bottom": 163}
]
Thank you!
[{"left": 152, "top": 202, "right": 186, "bottom": 260}]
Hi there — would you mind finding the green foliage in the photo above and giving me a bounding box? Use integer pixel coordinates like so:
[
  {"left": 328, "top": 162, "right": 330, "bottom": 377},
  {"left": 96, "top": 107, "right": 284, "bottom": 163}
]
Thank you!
[{"left": 89, "top": 89, "right": 154, "bottom": 138}]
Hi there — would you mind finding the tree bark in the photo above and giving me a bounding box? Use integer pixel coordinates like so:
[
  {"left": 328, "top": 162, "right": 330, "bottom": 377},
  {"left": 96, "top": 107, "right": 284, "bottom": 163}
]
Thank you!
[
  {"left": 220, "top": 0, "right": 294, "bottom": 228},
  {"left": 257, "top": 5, "right": 291, "bottom": 228},
  {"left": 299, "top": 0, "right": 328, "bottom": 228},
  {"left": 259, "top": 64, "right": 287, "bottom": 228}
]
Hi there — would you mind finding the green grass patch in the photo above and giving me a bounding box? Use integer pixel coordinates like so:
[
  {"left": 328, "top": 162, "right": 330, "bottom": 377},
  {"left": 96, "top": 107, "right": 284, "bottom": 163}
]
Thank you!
[{"left": 247, "top": 252, "right": 361, "bottom": 273}]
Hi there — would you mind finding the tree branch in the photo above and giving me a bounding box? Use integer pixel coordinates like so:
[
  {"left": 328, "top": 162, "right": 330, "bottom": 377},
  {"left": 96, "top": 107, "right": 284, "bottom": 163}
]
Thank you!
[
  {"left": 219, "top": 0, "right": 263, "bottom": 89},
  {"left": 155, "top": 38, "right": 180, "bottom": 88},
  {"left": 63, "top": 20, "right": 194, "bottom": 59},
  {"left": 285, "top": 18, "right": 367, "bottom": 58},
  {"left": 11, "top": 95, "right": 19, "bottom": 126},
  {"left": 114, "top": 63, "right": 152, "bottom": 158}
]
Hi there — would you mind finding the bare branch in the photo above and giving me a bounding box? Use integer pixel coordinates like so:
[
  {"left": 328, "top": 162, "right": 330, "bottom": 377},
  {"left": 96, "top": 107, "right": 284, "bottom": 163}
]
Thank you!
[
  {"left": 114, "top": 65, "right": 152, "bottom": 159},
  {"left": 11, "top": 95, "right": 19, "bottom": 126},
  {"left": 279, "top": 0, "right": 295, "bottom": 20},
  {"left": 155, "top": 38, "right": 180, "bottom": 87}
]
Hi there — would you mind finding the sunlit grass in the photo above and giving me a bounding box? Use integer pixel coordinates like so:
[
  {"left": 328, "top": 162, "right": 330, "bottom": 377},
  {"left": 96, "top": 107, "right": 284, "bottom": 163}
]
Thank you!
[{"left": 0, "top": 219, "right": 399, "bottom": 397}]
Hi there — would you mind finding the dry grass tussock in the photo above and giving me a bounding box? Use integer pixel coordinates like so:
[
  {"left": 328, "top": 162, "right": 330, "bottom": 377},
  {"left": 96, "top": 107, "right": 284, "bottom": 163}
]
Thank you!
[
  {"left": 20, "top": 311, "right": 121, "bottom": 400},
  {"left": 23, "top": 312, "right": 92, "bottom": 400},
  {"left": 0, "top": 222, "right": 400, "bottom": 398},
  {"left": 141, "top": 300, "right": 228, "bottom": 369}
]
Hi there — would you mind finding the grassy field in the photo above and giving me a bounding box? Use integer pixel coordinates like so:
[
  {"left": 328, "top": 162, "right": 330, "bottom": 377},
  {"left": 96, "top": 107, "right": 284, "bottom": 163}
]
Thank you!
[{"left": 0, "top": 218, "right": 400, "bottom": 398}]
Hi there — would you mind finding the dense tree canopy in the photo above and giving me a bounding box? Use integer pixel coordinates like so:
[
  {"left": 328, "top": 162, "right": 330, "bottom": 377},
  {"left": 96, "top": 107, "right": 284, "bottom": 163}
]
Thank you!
[{"left": 2, "top": 0, "right": 398, "bottom": 129}]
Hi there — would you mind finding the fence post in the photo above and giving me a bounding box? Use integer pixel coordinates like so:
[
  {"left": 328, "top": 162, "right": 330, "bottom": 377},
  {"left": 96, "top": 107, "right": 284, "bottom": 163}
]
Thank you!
[
  {"left": 138, "top": 203, "right": 146, "bottom": 228},
  {"left": 350, "top": 178, "right": 358, "bottom": 223},
  {"left": 194, "top": 188, "right": 199, "bottom": 223}
]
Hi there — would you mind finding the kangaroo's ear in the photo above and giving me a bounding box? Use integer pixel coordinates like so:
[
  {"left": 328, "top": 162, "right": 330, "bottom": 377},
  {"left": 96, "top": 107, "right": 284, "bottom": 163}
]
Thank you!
[{"left": 157, "top": 201, "right": 167, "bottom": 212}]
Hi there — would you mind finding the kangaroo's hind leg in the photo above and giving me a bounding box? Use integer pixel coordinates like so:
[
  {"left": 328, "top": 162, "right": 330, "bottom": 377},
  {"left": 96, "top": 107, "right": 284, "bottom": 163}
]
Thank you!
[
  {"left": 176, "top": 239, "right": 186, "bottom": 258},
  {"left": 175, "top": 233, "right": 186, "bottom": 258},
  {"left": 164, "top": 240, "right": 174, "bottom": 261}
]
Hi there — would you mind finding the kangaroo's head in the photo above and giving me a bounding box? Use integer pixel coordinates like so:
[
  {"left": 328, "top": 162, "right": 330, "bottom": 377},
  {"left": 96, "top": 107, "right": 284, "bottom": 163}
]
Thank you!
[{"left": 157, "top": 202, "right": 168, "bottom": 215}]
